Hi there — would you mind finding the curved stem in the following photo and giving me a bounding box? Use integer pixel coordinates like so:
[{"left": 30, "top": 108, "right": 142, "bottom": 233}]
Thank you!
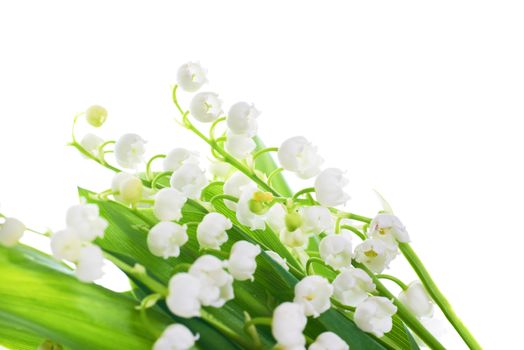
[
  {"left": 292, "top": 187, "right": 315, "bottom": 201},
  {"left": 331, "top": 298, "right": 356, "bottom": 313},
  {"left": 376, "top": 274, "right": 408, "bottom": 291},
  {"left": 69, "top": 142, "right": 121, "bottom": 173},
  {"left": 252, "top": 147, "right": 279, "bottom": 162},
  {"left": 200, "top": 309, "right": 257, "bottom": 350},
  {"left": 151, "top": 171, "right": 172, "bottom": 189},
  {"left": 267, "top": 167, "right": 284, "bottom": 187},
  {"left": 145, "top": 154, "right": 166, "bottom": 180},
  {"left": 210, "top": 194, "right": 238, "bottom": 208},
  {"left": 209, "top": 116, "right": 227, "bottom": 140},
  {"left": 339, "top": 225, "right": 367, "bottom": 241},
  {"left": 306, "top": 257, "right": 336, "bottom": 275}
]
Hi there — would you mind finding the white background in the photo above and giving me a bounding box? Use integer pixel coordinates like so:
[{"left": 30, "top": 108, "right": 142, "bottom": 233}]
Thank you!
[{"left": 1, "top": 1, "right": 523, "bottom": 349}]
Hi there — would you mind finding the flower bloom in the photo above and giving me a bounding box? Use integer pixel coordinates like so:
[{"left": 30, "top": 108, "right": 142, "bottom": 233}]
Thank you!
[
  {"left": 265, "top": 250, "right": 289, "bottom": 271},
  {"left": 66, "top": 203, "right": 108, "bottom": 241},
  {"left": 266, "top": 203, "right": 286, "bottom": 233},
  {"left": 177, "top": 62, "right": 207, "bottom": 92},
  {"left": 319, "top": 232, "right": 353, "bottom": 270},
  {"left": 278, "top": 136, "right": 323, "bottom": 179},
  {"left": 166, "top": 273, "right": 202, "bottom": 318},
  {"left": 309, "top": 332, "right": 349, "bottom": 350},
  {"left": 227, "top": 240, "right": 261, "bottom": 281},
  {"left": 354, "top": 238, "right": 397, "bottom": 273},
  {"left": 114, "top": 133, "right": 146, "bottom": 169},
  {"left": 332, "top": 267, "right": 376, "bottom": 307},
  {"left": 80, "top": 133, "right": 104, "bottom": 155},
  {"left": 189, "top": 92, "right": 223, "bottom": 123},
  {"left": 280, "top": 227, "right": 309, "bottom": 248},
  {"left": 85, "top": 105, "right": 107, "bottom": 127},
  {"left": 163, "top": 148, "right": 200, "bottom": 172},
  {"left": 294, "top": 275, "right": 333, "bottom": 317},
  {"left": 0, "top": 217, "right": 25, "bottom": 247},
  {"left": 75, "top": 244, "right": 104, "bottom": 283},
  {"left": 153, "top": 324, "right": 199, "bottom": 350},
  {"left": 224, "top": 131, "right": 256, "bottom": 159},
  {"left": 111, "top": 172, "right": 144, "bottom": 205},
  {"left": 236, "top": 185, "right": 266, "bottom": 230},
  {"left": 272, "top": 302, "right": 307, "bottom": 350},
  {"left": 170, "top": 163, "right": 208, "bottom": 199},
  {"left": 208, "top": 160, "right": 234, "bottom": 180},
  {"left": 223, "top": 172, "right": 253, "bottom": 210},
  {"left": 300, "top": 206, "right": 334, "bottom": 235},
  {"left": 196, "top": 212, "right": 232, "bottom": 250},
  {"left": 398, "top": 281, "right": 433, "bottom": 318},
  {"left": 153, "top": 188, "right": 187, "bottom": 221},
  {"left": 314, "top": 168, "right": 350, "bottom": 207},
  {"left": 354, "top": 296, "right": 397, "bottom": 337},
  {"left": 147, "top": 221, "right": 188, "bottom": 259},
  {"left": 50, "top": 228, "right": 83, "bottom": 261},
  {"left": 370, "top": 213, "right": 410, "bottom": 244},
  {"left": 189, "top": 255, "right": 234, "bottom": 307},
  {"left": 227, "top": 102, "right": 259, "bottom": 137}
]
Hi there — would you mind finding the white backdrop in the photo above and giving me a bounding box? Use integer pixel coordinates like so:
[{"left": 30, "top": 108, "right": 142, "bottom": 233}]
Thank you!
[{"left": 1, "top": 1, "right": 523, "bottom": 349}]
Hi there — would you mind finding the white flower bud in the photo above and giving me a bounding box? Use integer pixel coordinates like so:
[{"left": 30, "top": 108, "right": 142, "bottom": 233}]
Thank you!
[
  {"left": 75, "top": 244, "right": 104, "bottom": 283},
  {"left": 309, "top": 332, "right": 349, "bottom": 350},
  {"left": 354, "top": 296, "right": 397, "bottom": 337},
  {"left": 228, "top": 240, "right": 261, "bottom": 281},
  {"left": 294, "top": 275, "right": 333, "bottom": 317},
  {"left": 189, "top": 92, "right": 222, "bottom": 123},
  {"left": 50, "top": 228, "right": 83, "bottom": 261},
  {"left": 147, "top": 222, "right": 188, "bottom": 259},
  {"left": 177, "top": 62, "right": 207, "bottom": 92},
  {"left": 153, "top": 324, "right": 198, "bottom": 350},
  {"left": 80, "top": 133, "right": 104, "bottom": 154},
  {"left": 167, "top": 273, "right": 202, "bottom": 318},
  {"left": 319, "top": 233, "right": 353, "bottom": 270},
  {"left": 332, "top": 267, "right": 376, "bottom": 307},
  {"left": 189, "top": 255, "right": 234, "bottom": 307},
  {"left": 196, "top": 212, "right": 232, "bottom": 250},
  {"left": 111, "top": 172, "right": 144, "bottom": 205},
  {"left": 227, "top": 102, "right": 259, "bottom": 137},
  {"left": 354, "top": 239, "right": 397, "bottom": 274},
  {"left": 66, "top": 204, "right": 107, "bottom": 242},
  {"left": 398, "top": 281, "right": 433, "bottom": 318},
  {"left": 114, "top": 133, "right": 146, "bottom": 169},
  {"left": 223, "top": 172, "right": 253, "bottom": 210},
  {"left": 266, "top": 203, "right": 286, "bottom": 233},
  {"left": 236, "top": 184, "right": 266, "bottom": 230},
  {"left": 314, "top": 168, "right": 350, "bottom": 207},
  {"left": 163, "top": 148, "right": 199, "bottom": 172},
  {"left": 153, "top": 188, "right": 187, "bottom": 221},
  {"left": 0, "top": 217, "right": 25, "bottom": 247},
  {"left": 265, "top": 250, "right": 289, "bottom": 271},
  {"left": 370, "top": 213, "right": 410, "bottom": 244},
  {"left": 300, "top": 206, "right": 334, "bottom": 235},
  {"left": 272, "top": 302, "right": 307, "bottom": 350},
  {"left": 280, "top": 227, "right": 309, "bottom": 248},
  {"left": 224, "top": 132, "right": 256, "bottom": 159},
  {"left": 170, "top": 163, "right": 208, "bottom": 200},
  {"left": 209, "top": 160, "right": 234, "bottom": 180},
  {"left": 85, "top": 105, "right": 107, "bottom": 127},
  {"left": 278, "top": 136, "right": 323, "bottom": 179}
]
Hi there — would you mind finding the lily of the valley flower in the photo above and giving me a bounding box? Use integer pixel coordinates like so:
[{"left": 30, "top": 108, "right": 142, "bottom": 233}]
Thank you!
[
  {"left": 319, "top": 232, "right": 353, "bottom": 270},
  {"left": 196, "top": 212, "right": 232, "bottom": 250},
  {"left": 236, "top": 185, "right": 266, "bottom": 230},
  {"left": 80, "top": 133, "right": 104, "bottom": 155},
  {"left": 266, "top": 203, "right": 286, "bottom": 233},
  {"left": 114, "top": 133, "right": 146, "bottom": 169},
  {"left": 85, "top": 105, "right": 107, "bottom": 127},
  {"left": 332, "top": 267, "right": 376, "bottom": 307},
  {"left": 0, "top": 217, "right": 25, "bottom": 247},
  {"left": 272, "top": 302, "right": 307, "bottom": 350},
  {"left": 223, "top": 172, "right": 253, "bottom": 210},
  {"left": 224, "top": 131, "right": 256, "bottom": 159},
  {"left": 398, "top": 281, "right": 434, "bottom": 318},
  {"left": 153, "top": 188, "right": 187, "bottom": 221},
  {"left": 265, "top": 250, "right": 289, "bottom": 271},
  {"left": 227, "top": 102, "right": 259, "bottom": 137},
  {"left": 189, "top": 92, "right": 223, "bottom": 123},
  {"left": 354, "top": 238, "right": 397, "bottom": 273},
  {"left": 163, "top": 148, "right": 200, "bottom": 172},
  {"left": 111, "top": 172, "right": 144, "bottom": 205},
  {"left": 314, "top": 168, "right": 349, "bottom": 207},
  {"left": 50, "top": 228, "right": 83, "bottom": 261},
  {"left": 153, "top": 324, "right": 199, "bottom": 350},
  {"left": 170, "top": 163, "right": 208, "bottom": 199},
  {"left": 354, "top": 296, "right": 397, "bottom": 337},
  {"left": 300, "top": 206, "right": 334, "bottom": 235},
  {"left": 309, "top": 332, "right": 349, "bottom": 350},
  {"left": 208, "top": 160, "right": 234, "bottom": 180},
  {"left": 147, "top": 221, "right": 188, "bottom": 259},
  {"left": 227, "top": 240, "right": 261, "bottom": 281},
  {"left": 278, "top": 136, "right": 323, "bottom": 179},
  {"left": 370, "top": 213, "right": 410, "bottom": 244},
  {"left": 66, "top": 203, "right": 108, "bottom": 241},
  {"left": 177, "top": 62, "right": 208, "bottom": 92},
  {"left": 280, "top": 227, "right": 309, "bottom": 248},
  {"left": 166, "top": 272, "right": 202, "bottom": 318},
  {"left": 75, "top": 244, "right": 104, "bottom": 283},
  {"left": 294, "top": 275, "right": 333, "bottom": 317},
  {"left": 189, "top": 255, "right": 234, "bottom": 307}
]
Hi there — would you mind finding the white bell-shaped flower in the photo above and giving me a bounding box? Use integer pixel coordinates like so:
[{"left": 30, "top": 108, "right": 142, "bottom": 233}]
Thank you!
[
  {"left": 332, "top": 267, "right": 376, "bottom": 307},
  {"left": 0, "top": 217, "right": 25, "bottom": 247},
  {"left": 196, "top": 212, "right": 232, "bottom": 250},
  {"left": 167, "top": 272, "right": 202, "bottom": 318},
  {"left": 50, "top": 228, "right": 83, "bottom": 261},
  {"left": 147, "top": 221, "right": 188, "bottom": 259},
  {"left": 163, "top": 148, "right": 199, "bottom": 172},
  {"left": 370, "top": 213, "right": 410, "bottom": 244},
  {"left": 354, "top": 239, "right": 397, "bottom": 273},
  {"left": 114, "top": 133, "right": 146, "bottom": 169},
  {"left": 398, "top": 281, "right": 433, "bottom": 318},
  {"left": 75, "top": 244, "right": 104, "bottom": 283},
  {"left": 189, "top": 92, "right": 223, "bottom": 123},
  {"left": 80, "top": 133, "right": 104, "bottom": 155},
  {"left": 265, "top": 250, "right": 289, "bottom": 271},
  {"left": 85, "top": 105, "right": 107, "bottom": 127},
  {"left": 309, "top": 332, "right": 349, "bottom": 350},
  {"left": 301, "top": 206, "right": 334, "bottom": 235},
  {"left": 314, "top": 168, "right": 350, "bottom": 207},
  {"left": 189, "top": 255, "right": 234, "bottom": 307},
  {"left": 66, "top": 204, "right": 108, "bottom": 241},
  {"left": 153, "top": 324, "right": 199, "bottom": 350},
  {"left": 228, "top": 240, "right": 261, "bottom": 281},
  {"left": 281, "top": 227, "right": 309, "bottom": 248},
  {"left": 209, "top": 160, "right": 234, "bottom": 180},
  {"left": 111, "top": 172, "right": 144, "bottom": 205},
  {"left": 277, "top": 136, "right": 323, "bottom": 179},
  {"left": 354, "top": 296, "right": 397, "bottom": 337},
  {"left": 266, "top": 203, "right": 286, "bottom": 233},
  {"left": 223, "top": 172, "right": 253, "bottom": 210},
  {"left": 319, "top": 232, "right": 353, "bottom": 270},
  {"left": 224, "top": 132, "right": 256, "bottom": 159},
  {"left": 294, "top": 275, "right": 333, "bottom": 317},
  {"left": 272, "top": 302, "right": 307, "bottom": 350},
  {"left": 177, "top": 62, "right": 207, "bottom": 92},
  {"left": 153, "top": 188, "right": 187, "bottom": 221},
  {"left": 236, "top": 184, "right": 266, "bottom": 230},
  {"left": 170, "top": 163, "right": 208, "bottom": 200},
  {"left": 227, "top": 102, "right": 259, "bottom": 137}
]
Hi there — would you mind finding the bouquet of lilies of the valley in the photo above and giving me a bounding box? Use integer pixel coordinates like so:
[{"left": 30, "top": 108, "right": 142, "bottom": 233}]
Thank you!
[{"left": 0, "top": 63, "right": 481, "bottom": 350}]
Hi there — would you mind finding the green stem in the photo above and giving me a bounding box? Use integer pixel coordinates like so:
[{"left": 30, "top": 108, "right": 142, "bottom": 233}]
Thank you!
[
  {"left": 339, "top": 225, "right": 367, "bottom": 241},
  {"left": 151, "top": 171, "right": 172, "bottom": 189},
  {"left": 292, "top": 187, "right": 315, "bottom": 201},
  {"left": 331, "top": 298, "right": 356, "bottom": 313},
  {"left": 200, "top": 309, "right": 257, "bottom": 350},
  {"left": 306, "top": 257, "right": 335, "bottom": 275},
  {"left": 252, "top": 147, "right": 279, "bottom": 162},
  {"left": 210, "top": 194, "right": 239, "bottom": 207},
  {"left": 145, "top": 154, "right": 166, "bottom": 180},
  {"left": 267, "top": 167, "right": 284, "bottom": 187},
  {"left": 399, "top": 243, "right": 482, "bottom": 350},
  {"left": 209, "top": 116, "right": 227, "bottom": 140},
  {"left": 69, "top": 142, "right": 121, "bottom": 173},
  {"left": 376, "top": 274, "right": 408, "bottom": 291}
]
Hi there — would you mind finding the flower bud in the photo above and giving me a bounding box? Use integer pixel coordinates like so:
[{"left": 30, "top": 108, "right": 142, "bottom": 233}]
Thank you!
[
  {"left": 227, "top": 102, "right": 259, "bottom": 137},
  {"left": 167, "top": 273, "right": 202, "bottom": 318},
  {"left": 163, "top": 148, "right": 199, "bottom": 172},
  {"left": 50, "top": 228, "right": 83, "bottom": 261},
  {"left": 309, "top": 332, "right": 349, "bottom": 350},
  {"left": 80, "top": 133, "right": 104, "bottom": 155},
  {"left": 319, "top": 232, "right": 353, "bottom": 270},
  {"left": 153, "top": 188, "right": 187, "bottom": 221},
  {"left": 196, "top": 212, "right": 232, "bottom": 250},
  {"left": 354, "top": 296, "right": 397, "bottom": 337},
  {"left": 294, "top": 275, "right": 333, "bottom": 317},
  {"left": 224, "top": 132, "right": 256, "bottom": 159},
  {"left": 111, "top": 172, "right": 143, "bottom": 205},
  {"left": 285, "top": 211, "right": 303, "bottom": 232},
  {"left": 66, "top": 204, "right": 108, "bottom": 242},
  {"left": 189, "top": 92, "right": 222, "bottom": 123},
  {"left": 85, "top": 105, "right": 107, "bottom": 127},
  {"left": 314, "top": 168, "right": 350, "bottom": 207},
  {"left": 281, "top": 227, "right": 309, "bottom": 248},
  {"left": 300, "top": 206, "right": 334, "bottom": 235},
  {"left": 189, "top": 255, "right": 234, "bottom": 307},
  {"left": 114, "top": 133, "right": 146, "bottom": 169},
  {"left": 272, "top": 302, "right": 307, "bottom": 350},
  {"left": 147, "top": 222, "right": 188, "bottom": 259},
  {"left": 223, "top": 172, "right": 253, "bottom": 210},
  {"left": 75, "top": 244, "right": 104, "bottom": 283},
  {"left": 0, "top": 217, "right": 25, "bottom": 247},
  {"left": 332, "top": 267, "right": 376, "bottom": 307},
  {"left": 177, "top": 62, "right": 207, "bottom": 92},
  {"left": 170, "top": 163, "right": 208, "bottom": 200},
  {"left": 278, "top": 136, "right": 323, "bottom": 179},
  {"left": 398, "top": 281, "right": 434, "bottom": 318},
  {"left": 153, "top": 324, "right": 199, "bottom": 350},
  {"left": 228, "top": 240, "right": 261, "bottom": 281}
]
